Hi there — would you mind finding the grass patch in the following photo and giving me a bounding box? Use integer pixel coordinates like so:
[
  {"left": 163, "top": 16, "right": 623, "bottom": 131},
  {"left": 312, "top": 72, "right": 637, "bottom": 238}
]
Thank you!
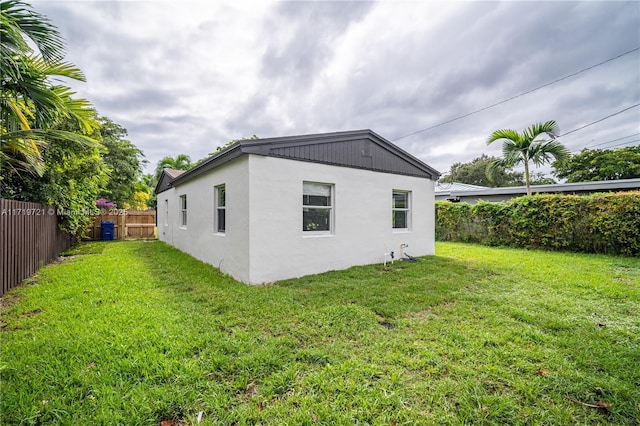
[
  {"left": 1, "top": 241, "right": 638, "bottom": 424},
  {"left": 61, "top": 241, "right": 107, "bottom": 256}
]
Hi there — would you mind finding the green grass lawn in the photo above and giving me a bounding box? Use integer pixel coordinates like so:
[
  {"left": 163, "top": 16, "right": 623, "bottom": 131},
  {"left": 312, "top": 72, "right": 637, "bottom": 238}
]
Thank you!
[{"left": 1, "top": 241, "right": 638, "bottom": 425}]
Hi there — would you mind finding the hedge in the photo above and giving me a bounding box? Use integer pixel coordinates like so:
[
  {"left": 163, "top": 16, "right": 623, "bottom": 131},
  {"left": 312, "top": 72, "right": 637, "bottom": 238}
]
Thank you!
[{"left": 435, "top": 191, "right": 640, "bottom": 256}]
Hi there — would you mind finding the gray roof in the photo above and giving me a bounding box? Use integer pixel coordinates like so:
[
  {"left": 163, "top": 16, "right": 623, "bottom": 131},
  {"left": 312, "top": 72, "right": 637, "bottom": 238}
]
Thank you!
[
  {"left": 435, "top": 181, "right": 489, "bottom": 193},
  {"left": 440, "top": 178, "right": 640, "bottom": 199},
  {"left": 163, "top": 129, "right": 440, "bottom": 191},
  {"left": 453, "top": 178, "right": 640, "bottom": 196},
  {"left": 164, "top": 168, "right": 186, "bottom": 178}
]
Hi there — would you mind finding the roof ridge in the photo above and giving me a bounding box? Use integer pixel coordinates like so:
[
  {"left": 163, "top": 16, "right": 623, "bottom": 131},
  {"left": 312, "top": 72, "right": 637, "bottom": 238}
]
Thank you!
[{"left": 162, "top": 130, "right": 440, "bottom": 190}]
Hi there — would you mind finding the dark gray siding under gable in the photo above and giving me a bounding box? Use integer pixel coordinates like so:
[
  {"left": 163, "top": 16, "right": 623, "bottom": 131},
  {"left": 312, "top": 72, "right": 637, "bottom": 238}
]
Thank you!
[
  {"left": 155, "top": 172, "right": 175, "bottom": 194},
  {"left": 239, "top": 129, "right": 440, "bottom": 180},
  {"left": 162, "top": 129, "right": 440, "bottom": 192},
  {"left": 266, "top": 138, "right": 432, "bottom": 178}
]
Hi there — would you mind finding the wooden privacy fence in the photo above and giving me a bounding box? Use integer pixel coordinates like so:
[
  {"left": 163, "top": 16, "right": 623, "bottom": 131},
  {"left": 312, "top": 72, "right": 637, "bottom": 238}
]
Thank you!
[
  {"left": 86, "top": 209, "right": 156, "bottom": 240},
  {"left": 1, "top": 198, "right": 73, "bottom": 296}
]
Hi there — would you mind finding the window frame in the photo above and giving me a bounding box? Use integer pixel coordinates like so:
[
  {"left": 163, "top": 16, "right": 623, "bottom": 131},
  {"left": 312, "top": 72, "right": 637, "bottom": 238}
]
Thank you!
[
  {"left": 179, "top": 194, "right": 187, "bottom": 228},
  {"left": 164, "top": 199, "right": 169, "bottom": 226},
  {"left": 302, "top": 181, "right": 334, "bottom": 235},
  {"left": 214, "top": 184, "right": 226, "bottom": 234},
  {"left": 392, "top": 190, "right": 411, "bottom": 231}
]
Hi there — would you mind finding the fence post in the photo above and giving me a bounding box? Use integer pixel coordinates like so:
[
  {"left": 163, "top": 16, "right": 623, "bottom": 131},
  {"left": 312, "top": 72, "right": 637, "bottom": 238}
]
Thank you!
[{"left": 119, "top": 212, "right": 126, "bottom": 240}]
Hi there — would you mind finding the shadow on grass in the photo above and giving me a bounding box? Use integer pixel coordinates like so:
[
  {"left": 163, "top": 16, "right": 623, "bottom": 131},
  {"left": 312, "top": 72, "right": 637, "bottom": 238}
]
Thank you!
[
  {"left": 131, "top": 241, "right": 487, "bottom": 320},
  {"left": 278, "top": 255, "right": 488, "bottom": 319},
  {"left": 4, "top": 240, "right": 638, "bottom": 424}
]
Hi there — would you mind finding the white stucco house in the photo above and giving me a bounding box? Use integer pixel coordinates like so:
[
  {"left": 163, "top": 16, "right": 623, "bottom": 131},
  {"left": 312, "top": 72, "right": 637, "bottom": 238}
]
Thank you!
[{"left": 155, "top": 129, "right": 441, "bottom": 284}]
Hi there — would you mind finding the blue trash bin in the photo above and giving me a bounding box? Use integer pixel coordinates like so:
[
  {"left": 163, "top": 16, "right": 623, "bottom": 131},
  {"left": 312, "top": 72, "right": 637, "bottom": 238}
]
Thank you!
[{"left": 101, "top": 221, "right": 115, "bottom": 241}]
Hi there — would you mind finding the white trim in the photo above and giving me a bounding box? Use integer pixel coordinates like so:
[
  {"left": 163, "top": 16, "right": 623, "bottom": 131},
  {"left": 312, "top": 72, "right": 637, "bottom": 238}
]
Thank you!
[
  {"left": 179, "top": 194, "right": 187, "bottom": 228},
  {"left": 164, "top": 199, "right": 168, "bottom": 226},
  {"left": 214, "top": 184, "right": 226, "bottom": 234},
  {"left": 302, "top": 181, "right": 334, "bottom": 234},
  {"left": 392, "top": 190, "right": 411, "bottom": 231}
]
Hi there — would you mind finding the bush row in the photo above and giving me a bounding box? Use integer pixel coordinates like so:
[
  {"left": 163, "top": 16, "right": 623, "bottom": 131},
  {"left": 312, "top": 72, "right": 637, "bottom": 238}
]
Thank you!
[{"left": 435, "top": 192, "right": 640, "bottom": 256}]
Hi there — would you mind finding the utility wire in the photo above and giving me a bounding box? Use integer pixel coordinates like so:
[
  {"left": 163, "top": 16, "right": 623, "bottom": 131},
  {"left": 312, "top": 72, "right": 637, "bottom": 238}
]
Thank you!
[
  {"left": 506, "top": 104, "right": 640, "bottom": 170},
  {"left": 508, "top": 137, "right": 640, "bottom": 170},
  {"left": 558, "top": 103, "right": 640, "bottom": 137},
  {"left": 392, "top": 47, "right": 640, "bottom": 141},
  {"left": 509, "top": 104, "right": 640, "bottom": 162},
  {"left": 584, "top": 132, "right": 640, "bottom": 149},
  {"left": 565, "top": 138, "right": 640, "bottom": 155},
  {"left": 598, "top": 139, "right": 640, "bottom": 149}
]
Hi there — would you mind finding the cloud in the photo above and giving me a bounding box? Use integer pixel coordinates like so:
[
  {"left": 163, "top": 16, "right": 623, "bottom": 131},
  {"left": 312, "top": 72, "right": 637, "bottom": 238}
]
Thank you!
[{"left": 33, "top": 1, "right": 639, "bottom": 177}]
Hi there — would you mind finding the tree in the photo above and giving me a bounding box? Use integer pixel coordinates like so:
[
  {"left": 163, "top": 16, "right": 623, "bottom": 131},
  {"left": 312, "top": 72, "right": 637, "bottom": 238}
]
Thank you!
[
  {"left": 0, "top": 112, "right": 109, "bottom": 236},
  {"left": 209, "top": 134, "right": 259, "bottom": 156},
  {"left": 1, "top": 0, "right": 98, "bottom": 178},
  {"left": 529, "top": 172, "right": 557, "bottom": 186},
  {"left": 439, "top": 154, "right": 523, "bottom": 187},
  {"left": 552, "top": 146, "right": 640, "bottom": 182},
  {"left": 154, "top": 154, "right": 193, "bottom": 180},
  {"left": 486, "top": 120, "right": 569, "bottom": 195},
  {"left": 121, "top": 173, "right": 155, "bottom": 210},
  {"left": 97, "top": 117, "right": 147, "bottom": 207},
  {"left": 192, "top": 135, "right": 260, "bottom": 166}
]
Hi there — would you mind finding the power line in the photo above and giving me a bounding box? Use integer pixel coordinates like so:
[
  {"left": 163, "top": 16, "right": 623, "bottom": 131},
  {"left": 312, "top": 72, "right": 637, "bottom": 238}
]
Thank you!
[
  {"left": 509, "top": 137, "right": 640, "bottom": 171},
  {"left": 584, "top": 132, "right": 640, "bottom": 149},
  {"left": 558, "top": 103, "right": 640, "bottom": 138},
  {"left": 509, "top": 104, "right": 640, "bottom": 161},
  {"left": 393, "top": 46, "right": 640, "bottom": 141},
  {"left": 505, "top": 104, "right": 640, "bottom": 169},
  {"left": 600, "top": 139, "right": 640, "bottom": 149}
]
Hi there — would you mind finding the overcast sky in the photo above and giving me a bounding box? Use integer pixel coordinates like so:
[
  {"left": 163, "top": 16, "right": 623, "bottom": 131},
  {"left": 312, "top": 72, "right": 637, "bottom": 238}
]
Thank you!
[{"left": 34, "top": 0, "right": 640, "bottom": 178}]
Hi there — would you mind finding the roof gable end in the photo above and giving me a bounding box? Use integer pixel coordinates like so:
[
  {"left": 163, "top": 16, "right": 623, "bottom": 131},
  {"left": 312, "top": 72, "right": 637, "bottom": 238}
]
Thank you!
[
  {"left": 166, "top": 129, "right": 440, "bottom": 190},
  {"left": 239, "top": 129, "right": 440, "bottom": 179},
  {"left": 155, "top": 168, "right": 185, "bottom": 194}
]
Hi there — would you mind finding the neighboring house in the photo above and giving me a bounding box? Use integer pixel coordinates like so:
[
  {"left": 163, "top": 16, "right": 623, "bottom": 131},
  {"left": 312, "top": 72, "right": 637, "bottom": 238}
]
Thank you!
[
  {"left": 436, "top": 178, "right": 640, "bottom": 204},
  {"left": 156, "top": 129, "right": 440, "bottom": 284},
  {"left": 435, "top": 182, "right": 489, "bottom": 201}
]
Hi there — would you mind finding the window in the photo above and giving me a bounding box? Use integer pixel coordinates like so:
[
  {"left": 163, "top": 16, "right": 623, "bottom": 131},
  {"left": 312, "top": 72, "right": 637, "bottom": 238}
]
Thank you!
[
  {"left": 180, "top": 194, "right": 187, "bottom": 227},
  {"left": 303, "top": 182, "right": 332, "bottom": 233},
  {"left": 392, "top": 190, "right": 410, "bottom": 229},
  {"left": 164, "top": 199, "right": 168, "bottom": 226},
  {"left": 215, "top": 184, "right": 226, "bottom": 233}
]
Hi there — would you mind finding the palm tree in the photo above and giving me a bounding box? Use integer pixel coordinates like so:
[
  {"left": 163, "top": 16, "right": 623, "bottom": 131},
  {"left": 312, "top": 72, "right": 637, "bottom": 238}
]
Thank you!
[
  {"left": 1, "top": 0, "right": 97, "bottom": 178},
  {"left": 154, "top": 154, "right": 193, "bottom": 180},
  {"left": 486, "top": 120, "right": 569, "bottom": 195}
]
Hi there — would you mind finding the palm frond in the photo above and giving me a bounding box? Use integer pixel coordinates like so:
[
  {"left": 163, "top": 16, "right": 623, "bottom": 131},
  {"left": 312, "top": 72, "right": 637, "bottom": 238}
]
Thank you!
[
  {"left": 523, "top": 120, "right": 559, "bottom": 141},
  {"left": 486, "top": 129, "right": 522, "bottom": 145},
  {"left": 50, "top": 86, "right": 99, "bottom": 133},
  {"left": 529, "top": 140, "right": 570, "bottom": 167},
  {"left": 2, "top": 128, "right": 100, "bottom": 147},
  {"left": 0, "top": 0, "right": 65, "bottom": 62},
  {"left": 1, "top": 96, "right": 33, "bottom": 131},
  {"left": 0, "top": 133, "right": 46, "bottom": 176},
  {"left": 1, "top": 56, "right": 96, "bottom": 131},
  {"left": 32, "top": 56, "right": 86, "bottom": 82},
  {"left": 1, "top": 0, "right": 98, "bottom": 179},
  {"left": 502, "top": 148, "right": 523, "bottom": 167}
]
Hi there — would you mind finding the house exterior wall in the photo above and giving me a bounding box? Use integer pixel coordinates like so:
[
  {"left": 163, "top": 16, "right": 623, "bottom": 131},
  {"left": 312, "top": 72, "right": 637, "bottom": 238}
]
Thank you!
[
  {"left": 157, "top": 156, "right": 252, "bottom": 282},
  {"left": 158, "top": 154, "right": 436, "bottom": 284},
  {"left": 246, "top": 155, "right": 435, "bottom": 283}
]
